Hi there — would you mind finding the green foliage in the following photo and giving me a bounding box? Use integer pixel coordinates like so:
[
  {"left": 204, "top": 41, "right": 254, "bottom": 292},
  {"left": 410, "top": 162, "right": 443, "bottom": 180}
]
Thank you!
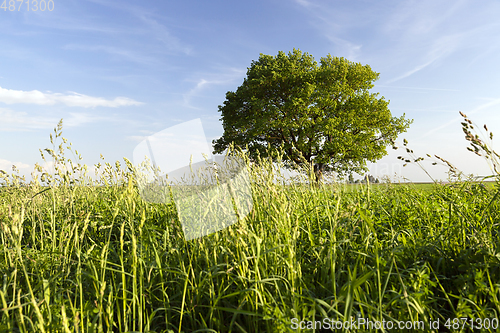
[{"left": 213, "top": 49, "right": 413, "bottom": 181}]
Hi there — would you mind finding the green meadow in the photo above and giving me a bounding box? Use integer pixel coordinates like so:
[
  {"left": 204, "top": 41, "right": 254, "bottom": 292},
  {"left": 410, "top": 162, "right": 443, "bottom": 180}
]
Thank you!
[{"left": 1, "top": 130, "right": 499, "bottom": 332}]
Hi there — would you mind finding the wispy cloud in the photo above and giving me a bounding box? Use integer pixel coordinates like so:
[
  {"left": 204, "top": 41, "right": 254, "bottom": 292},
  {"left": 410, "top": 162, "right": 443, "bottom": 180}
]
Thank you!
[
  {"left": 382, "top": 0, "right": 466, "bottom": 36},
  {"left": 88, "top": 0, "right": 193, "bottom": 55},
  {"left": 294, "top": 0, "right": 313, "bottom": 8},
  {"left": 17, "top": 0, "right": 192, "bottom": 59},
  {"left": 0, "top": 86, "right": 143, "bottom": 108},
  {"left": 289, "top": 0, "right": 374, "bottom": 61},
  {"left": 63, "top": 112, "right": 109, "bottom": 127},
  {"left": 182, "top": 79, "right": 211, "bottom": 108},
  {"left": 322, "top": 35, "right": 362, "bottom": 61},
  {"left": 0, "top": 108, "right": 59, "bottom": 130},
  {"left": 385, "top": 34, "right": 460, "bottom": 83},
  {"left": 386, "top": 23, "right": 498, "bottom": 83},
  {"left": 0, "top": 108, "right": 115, "bottom": 131},
  {"left": 376, "top": 85, "right": 459, "bottom": 92},
  {"left": 21, "top": 10, "right": 126, "bottom": 35},
  {"left": 182, "top": 68, "right": 246, "bottom": 108},
  {"left": 293, "top": 0, "right": 500, "bottom": 85},
  {"left": 63, "top": 44, "right": 160, "bottom": 66},
  {"left": 385, "top": 58, "right": 437, "bottom": 84},
  {"left": 380, "top": 1, "right": 500, "bottom": 83},
  {"left": 138, "top": 15, "right": 192, "bottom": 55},
  {"left": 421, "top": 98, "right": 500, "bottom": 138}
]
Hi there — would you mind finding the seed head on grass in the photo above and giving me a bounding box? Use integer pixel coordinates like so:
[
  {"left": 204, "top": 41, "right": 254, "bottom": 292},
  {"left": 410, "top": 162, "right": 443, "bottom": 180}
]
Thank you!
[{"left": 459, "top": 111, "right": 499, "bottom": 177}]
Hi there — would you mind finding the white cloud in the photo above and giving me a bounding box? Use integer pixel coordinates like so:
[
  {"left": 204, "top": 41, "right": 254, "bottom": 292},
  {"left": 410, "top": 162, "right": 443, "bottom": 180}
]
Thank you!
[
  {"left": 0, "top": 86, "right": 143, "bottom": 108},
  {"left": 0, "top": 159, "right": 31, "bottom": 173},
  {"left": 0, "top": 108, "right": 110, "bottom": 131}
]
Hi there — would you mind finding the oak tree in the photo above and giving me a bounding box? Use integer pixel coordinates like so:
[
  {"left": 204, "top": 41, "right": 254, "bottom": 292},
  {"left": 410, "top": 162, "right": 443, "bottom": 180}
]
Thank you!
[{"left": 213, "top": 49, "right": 412, "bottom": 182}]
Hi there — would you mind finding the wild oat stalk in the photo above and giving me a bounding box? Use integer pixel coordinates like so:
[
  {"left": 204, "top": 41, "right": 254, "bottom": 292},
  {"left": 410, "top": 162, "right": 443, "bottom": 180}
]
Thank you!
[
  {"left": 459, "top": 111, "right": 500, "bottom": 180},
  {"left": 393, "top": 111, "right": 500, "bottom": 183}
]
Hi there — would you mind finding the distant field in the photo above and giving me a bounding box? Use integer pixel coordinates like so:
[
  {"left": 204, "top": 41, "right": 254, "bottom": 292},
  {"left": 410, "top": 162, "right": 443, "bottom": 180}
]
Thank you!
[{"left": 340, "top": 181, "right": 498, "bottom": 192}]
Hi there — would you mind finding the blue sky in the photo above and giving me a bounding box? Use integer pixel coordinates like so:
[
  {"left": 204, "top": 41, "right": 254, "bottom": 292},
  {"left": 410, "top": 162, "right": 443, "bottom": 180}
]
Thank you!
[{"left": 1, "top": 0, "right": 500, "bottom": 183}]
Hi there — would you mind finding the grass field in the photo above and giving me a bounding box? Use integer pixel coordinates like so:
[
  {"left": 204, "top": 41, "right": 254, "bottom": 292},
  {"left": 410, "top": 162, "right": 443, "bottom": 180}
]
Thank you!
[{"left": 1, "top": 125, "right": 500, "bottom": 332}]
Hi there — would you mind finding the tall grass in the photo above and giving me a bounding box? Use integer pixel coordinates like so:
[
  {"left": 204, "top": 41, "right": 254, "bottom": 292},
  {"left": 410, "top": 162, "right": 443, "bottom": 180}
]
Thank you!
[{"left": 0, "top": 119, "right": 499, "bottom": 332}]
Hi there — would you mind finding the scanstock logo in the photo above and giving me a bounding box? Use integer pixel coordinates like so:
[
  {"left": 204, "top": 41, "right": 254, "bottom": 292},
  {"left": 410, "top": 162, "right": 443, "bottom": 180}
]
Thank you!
[{"left": 132, "top": 119, "right": 253, "bottom": 240}]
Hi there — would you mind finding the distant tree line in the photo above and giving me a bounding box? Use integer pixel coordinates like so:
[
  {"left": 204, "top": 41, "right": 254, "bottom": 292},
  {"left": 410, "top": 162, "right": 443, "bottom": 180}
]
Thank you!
[{"left": 348, "top": 173, "right": 379, "bottom": 184}]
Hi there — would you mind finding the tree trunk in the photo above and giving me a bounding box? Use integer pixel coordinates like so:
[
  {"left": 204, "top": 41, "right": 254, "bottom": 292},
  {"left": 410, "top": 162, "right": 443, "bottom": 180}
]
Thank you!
[{"left": 313, "top": 163, "right": 325, "bottom": 184}]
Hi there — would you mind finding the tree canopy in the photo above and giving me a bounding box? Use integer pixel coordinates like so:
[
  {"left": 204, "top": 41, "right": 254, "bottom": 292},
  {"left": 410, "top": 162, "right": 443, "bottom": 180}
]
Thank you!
[{"left": 213, "top": 49, "right": 412, "bottom": 182}]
